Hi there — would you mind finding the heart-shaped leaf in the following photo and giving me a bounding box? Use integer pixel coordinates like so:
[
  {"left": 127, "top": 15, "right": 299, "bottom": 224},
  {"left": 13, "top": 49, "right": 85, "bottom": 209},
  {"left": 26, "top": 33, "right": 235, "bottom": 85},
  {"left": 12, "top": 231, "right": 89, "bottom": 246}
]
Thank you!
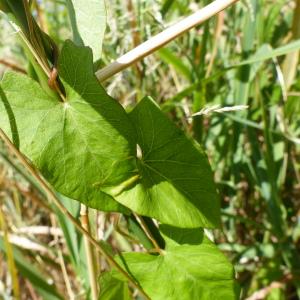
[
  {"left": 100, "top": 226, "right": 238, "bottom": 300},
  {"left": 0, "top": 40, "right": 137, "bottom": 212},
  {"left": 107, "top": 97, "right": 220, "bottom": 228}
]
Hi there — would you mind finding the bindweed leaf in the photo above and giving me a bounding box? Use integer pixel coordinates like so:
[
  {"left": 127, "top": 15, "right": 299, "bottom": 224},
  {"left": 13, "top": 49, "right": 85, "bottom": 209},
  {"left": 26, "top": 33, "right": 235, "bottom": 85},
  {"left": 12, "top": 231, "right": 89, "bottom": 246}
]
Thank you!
[
  {"left": 100, "top": 226, "right": 238, "bottom": 300},
  {"left": 0, "top": 40, "right": 137, "bottom": 212},
  {"left": 108, "top": 97, "right": 220, "bottom": 228}
]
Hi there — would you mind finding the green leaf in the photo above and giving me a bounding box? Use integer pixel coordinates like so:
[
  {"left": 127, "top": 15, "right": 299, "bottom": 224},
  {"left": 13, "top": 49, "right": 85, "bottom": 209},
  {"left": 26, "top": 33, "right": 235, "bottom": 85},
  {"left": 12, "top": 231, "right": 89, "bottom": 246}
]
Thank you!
[
  {"left": 158, "top": 48, "right": 191, "bottom": 80},
  {"left": 66, "top": 0, "right": 106, "bottom": 61},
  {"left": 232, "top": 39, "right": 300, "bottom": 67},
  {"left": 159, "top": 224, "right": 205, "bottom": 247},
  {"left": 161, "top": 0, "right": 176, "bottom": 16},
  {"left": 126, "top": 216, "right": 155, "bottom": 250},
  {"left": 100, "top": 227, "right": 238, "bottom": 300},
  {"left": 99, "top": 273, "right": 131, "bottom": 300},
  {"left": 0, "top": 40, "right": 137, "bottom": 212},
  {"left": 108, "top": 97, "right": 220, "bottom": 228}
]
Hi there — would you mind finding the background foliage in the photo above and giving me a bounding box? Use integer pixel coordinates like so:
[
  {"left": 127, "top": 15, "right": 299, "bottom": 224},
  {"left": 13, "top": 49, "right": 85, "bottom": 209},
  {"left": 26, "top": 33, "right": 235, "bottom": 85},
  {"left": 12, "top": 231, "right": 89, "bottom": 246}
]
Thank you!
[{"left": 0, "top": 0, "right": 300, "bottom": 299}]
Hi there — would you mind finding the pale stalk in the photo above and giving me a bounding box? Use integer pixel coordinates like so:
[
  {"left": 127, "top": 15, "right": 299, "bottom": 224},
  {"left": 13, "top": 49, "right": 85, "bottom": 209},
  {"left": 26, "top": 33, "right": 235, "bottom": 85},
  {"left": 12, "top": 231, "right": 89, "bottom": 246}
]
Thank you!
[
  {"left": 80, "top": 204, "right": 98, "bottom": 300},
  {"left": 0, "top": 128, "right": 150, "bottom": 300},
  {"left": 133, "top": 213, "right": 161, "bottom": 254},
  {"left": 206, "top": 11, "right": 224, "bottom": 77},
  {"left": 96, "top": 0, "right": 239, "bottom": 82},
  {"left": 0, "top": 59, "right": 26, "bottom": 73}
]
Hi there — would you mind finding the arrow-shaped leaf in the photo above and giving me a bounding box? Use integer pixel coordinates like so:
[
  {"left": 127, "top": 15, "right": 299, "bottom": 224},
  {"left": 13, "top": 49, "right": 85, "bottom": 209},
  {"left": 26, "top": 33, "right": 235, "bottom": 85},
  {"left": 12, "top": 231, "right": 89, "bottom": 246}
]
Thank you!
[
  {"left": 108, "top": 97, "right": 220, "bottom": 228},
  {"left": 100, "top": 226, "right": 238, "bottom": 300}
]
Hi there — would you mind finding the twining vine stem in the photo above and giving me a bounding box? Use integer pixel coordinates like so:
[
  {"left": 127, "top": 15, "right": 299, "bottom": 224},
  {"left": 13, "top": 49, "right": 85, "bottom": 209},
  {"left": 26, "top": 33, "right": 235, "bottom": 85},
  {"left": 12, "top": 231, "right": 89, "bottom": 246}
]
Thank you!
[
  {"left": 0, "top": 128, "right": 150, "bottom": 300},
  {"left": 96, "top": 0, "right": 239, "bottom": 82}
]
